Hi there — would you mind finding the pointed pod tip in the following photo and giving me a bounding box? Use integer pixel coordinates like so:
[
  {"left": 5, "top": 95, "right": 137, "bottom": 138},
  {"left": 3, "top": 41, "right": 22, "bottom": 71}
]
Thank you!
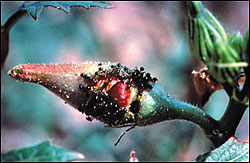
[
  {"left": 8, "top": 64, "right": 45, "bottom": 82},
  {"left": 8, "top": 64, "right": 25, "bottom": 80},
  {"left": 7, "top": 68, "right": 12, "bottom": 76}
]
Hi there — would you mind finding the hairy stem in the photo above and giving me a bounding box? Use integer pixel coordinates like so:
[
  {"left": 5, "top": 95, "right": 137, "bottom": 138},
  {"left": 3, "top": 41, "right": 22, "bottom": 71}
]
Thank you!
[{"left": 137, "top": 84, "right": 223, "bottom": 147}]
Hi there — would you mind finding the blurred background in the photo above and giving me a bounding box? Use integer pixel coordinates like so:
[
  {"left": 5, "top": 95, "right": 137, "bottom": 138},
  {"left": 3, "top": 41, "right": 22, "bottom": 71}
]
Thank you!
[{"left": 1, "top": 1, "right": 249, "bottom": 161}]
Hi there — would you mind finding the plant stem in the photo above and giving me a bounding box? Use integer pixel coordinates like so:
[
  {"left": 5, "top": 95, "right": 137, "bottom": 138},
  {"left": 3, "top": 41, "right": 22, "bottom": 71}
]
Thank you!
[
  {"left": 1, "top": 10, "right": 27, "bottom": 70},
  {"left": 137, "top": 83, "right": 249, "bottom": 147},
  {"left": 137, "top": 84, "right": 223, "bottom": 146},
  {"left": 2, "top": 10, "right": 27, "bottom": 32},
  {"left": 218, "top": 99, "right": 248, "bottom": 140}
]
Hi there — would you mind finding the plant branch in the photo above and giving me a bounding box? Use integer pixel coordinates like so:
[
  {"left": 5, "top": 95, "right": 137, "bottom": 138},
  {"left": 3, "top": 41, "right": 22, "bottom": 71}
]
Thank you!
[
  {"left": 137, "top": 83, "right": 249, "bottom": 148},
  {"left": 136, "top": 83, "right": 223, "bottom": 147},
  {"left": 1, "top": 10, "right": 27, "bottom": 70},
  {"left": 218, "top": 99, "right": 248, "bottom": 140},
  {"left": 2, "top": 10, "right": 27, "bottom": 32}
]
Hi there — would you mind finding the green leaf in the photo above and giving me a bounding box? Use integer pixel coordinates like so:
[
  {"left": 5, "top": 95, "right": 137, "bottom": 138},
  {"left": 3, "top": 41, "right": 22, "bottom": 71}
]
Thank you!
[
  {"left": 194, "top": 137, "right": 249, "bottom": 162},
  {"left": 19, "top": 1, "right": 114, "bottom": 20},
  {"left": 1, "top": 140, "right": 84, "bottom": 162}
]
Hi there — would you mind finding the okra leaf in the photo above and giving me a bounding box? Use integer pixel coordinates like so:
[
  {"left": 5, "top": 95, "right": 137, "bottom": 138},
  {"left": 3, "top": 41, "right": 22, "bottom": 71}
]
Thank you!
[
  {"left": 1, "top": 140, "right": 84, "bottom": 162},
  {"left": 194, "top": 137, "right": 249, "bottom": 162},
  {"left": 20, "top": 1, "right": 114, "bottom": 20}
]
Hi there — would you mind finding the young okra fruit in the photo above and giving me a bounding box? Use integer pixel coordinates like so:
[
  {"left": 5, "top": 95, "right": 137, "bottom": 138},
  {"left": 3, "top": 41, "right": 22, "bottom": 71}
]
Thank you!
[
  {"left": 8, "top": 61, "right": 219, "bottom": 140},
  {"left": 8, "top": 62, "right": 160, "bottom": 127}
]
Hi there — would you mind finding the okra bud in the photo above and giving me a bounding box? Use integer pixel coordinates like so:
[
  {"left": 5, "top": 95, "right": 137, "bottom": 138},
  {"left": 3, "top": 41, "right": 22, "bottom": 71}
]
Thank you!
[{"left": 187, "top": 1, "right": 247, "bottom": 86}]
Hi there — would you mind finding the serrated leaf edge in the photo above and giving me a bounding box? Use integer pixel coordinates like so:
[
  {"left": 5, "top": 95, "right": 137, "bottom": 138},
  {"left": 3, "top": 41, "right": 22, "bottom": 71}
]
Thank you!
[{"left": 19, "top": 1, "right": 114, "bottom": 20}]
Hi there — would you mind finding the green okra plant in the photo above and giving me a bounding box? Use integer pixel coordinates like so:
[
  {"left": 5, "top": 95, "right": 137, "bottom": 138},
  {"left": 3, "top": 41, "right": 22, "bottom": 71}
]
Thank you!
[{"left": 1, "top": 1, "right": 249, "bottom": 162}]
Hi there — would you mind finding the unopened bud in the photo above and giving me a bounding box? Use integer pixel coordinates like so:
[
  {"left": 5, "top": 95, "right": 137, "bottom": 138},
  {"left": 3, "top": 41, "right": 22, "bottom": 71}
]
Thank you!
[{"left": 187, "top": 1, "right": 247, "bottom": 86}]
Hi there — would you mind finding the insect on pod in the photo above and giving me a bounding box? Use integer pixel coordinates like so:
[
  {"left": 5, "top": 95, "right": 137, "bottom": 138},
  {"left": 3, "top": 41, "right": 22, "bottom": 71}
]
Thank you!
[{"left": 8, "top": 62, "right": 158, "bottom": 127}]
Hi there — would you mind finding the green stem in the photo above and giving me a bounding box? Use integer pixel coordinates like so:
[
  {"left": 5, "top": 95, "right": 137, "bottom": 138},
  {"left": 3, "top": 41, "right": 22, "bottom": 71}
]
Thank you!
[
  {"left": 137, "top": 83, "right": 249, "bottom": 147},
  {"left": 219, "top": 99, "right": 248, "bottom": 138},
  {"left": 137, "top": 84, "right": 223, "bottom": 147}
]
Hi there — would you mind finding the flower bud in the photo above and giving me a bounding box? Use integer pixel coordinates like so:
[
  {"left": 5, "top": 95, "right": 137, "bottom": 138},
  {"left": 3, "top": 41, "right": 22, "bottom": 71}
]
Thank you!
[{"left": 187, "top": 1, "right": 247, "bottom": 86}]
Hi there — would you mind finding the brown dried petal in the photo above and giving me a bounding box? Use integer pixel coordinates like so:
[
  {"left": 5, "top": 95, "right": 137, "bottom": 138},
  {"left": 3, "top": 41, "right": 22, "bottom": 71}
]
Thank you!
[{"left": 193, "top": 67, "right": 222, "bottom": 105}]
